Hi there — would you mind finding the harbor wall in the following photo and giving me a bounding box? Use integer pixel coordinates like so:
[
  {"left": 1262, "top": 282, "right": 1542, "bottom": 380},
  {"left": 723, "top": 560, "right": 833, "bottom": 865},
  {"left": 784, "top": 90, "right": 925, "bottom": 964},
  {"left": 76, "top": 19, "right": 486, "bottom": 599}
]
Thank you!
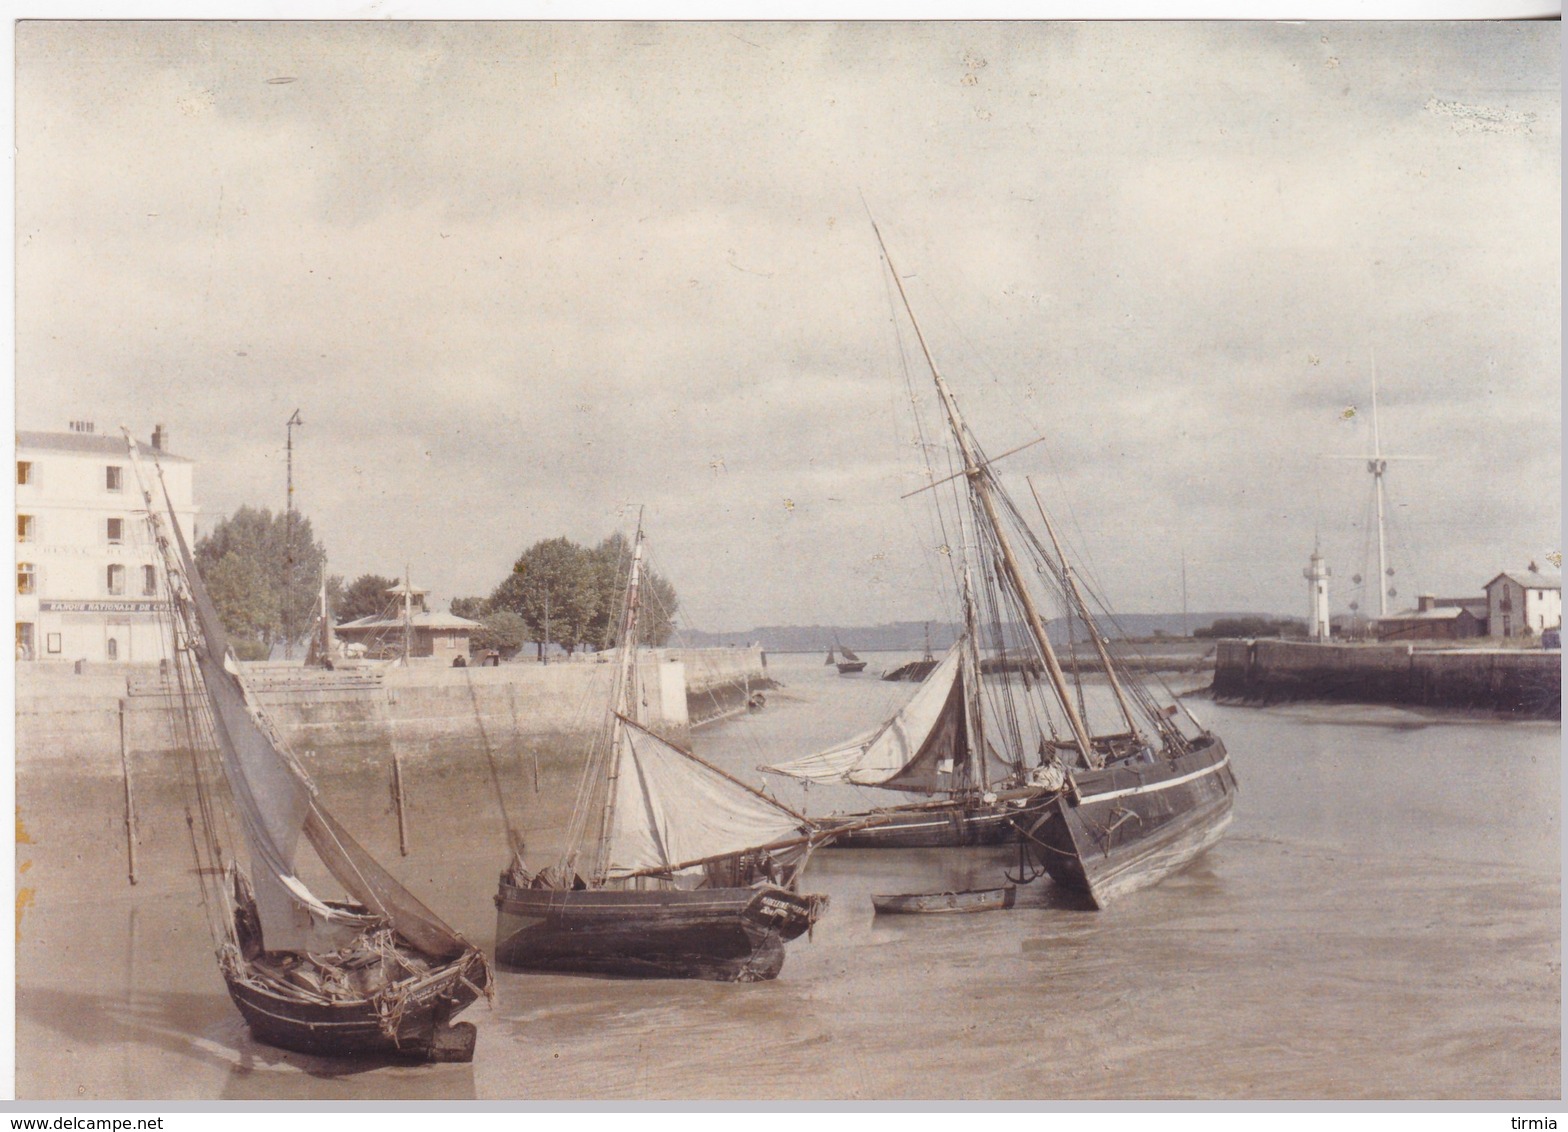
[
  {"left": 1212, "top": 638, "right": 1561, "bottom": 717},
  {"left": 671, "top": 645, "right": 776, "bottom": 726},
  {"left": 14, "top": 655, "right": 693, "bottom": 777}
]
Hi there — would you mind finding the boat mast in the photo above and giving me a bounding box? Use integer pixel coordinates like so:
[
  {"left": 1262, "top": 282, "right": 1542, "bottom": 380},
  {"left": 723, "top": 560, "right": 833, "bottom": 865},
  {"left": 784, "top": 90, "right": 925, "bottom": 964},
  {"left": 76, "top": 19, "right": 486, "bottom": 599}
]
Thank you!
[
  {"left": 870, "top": 222, "right": 1094, "bottom": 765},
  {"left": 591, "top": 514, "right": 645, "bottom": 882},
  {"left": 959, "top": 561, "right": 990, "bottom": 790},
  {"left": 1369, "top": 351, "right": 1390, "bottom": 619},
  {"left": 1027, "top": 476, "right": 1143, "bottom": 741}
]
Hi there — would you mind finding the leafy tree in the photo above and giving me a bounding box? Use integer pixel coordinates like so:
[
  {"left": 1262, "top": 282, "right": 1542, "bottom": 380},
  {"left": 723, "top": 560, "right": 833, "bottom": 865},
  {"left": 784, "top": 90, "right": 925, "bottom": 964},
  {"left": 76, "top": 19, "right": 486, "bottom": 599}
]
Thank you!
[
  {"left": 338, "top": 574, "right": 401, "bottom": 623},
  {"left": 586, "top": 532, "right": 677, "bottom": 649},
  {"left": 202, "top": 552, "right": 278, "bottom": 660},
  {"left": 448, "top": 596, "right": 527, "bottom": 659},
  {"left": 194, "top": 506, "right": 327, "bottom": 652},
  {"left": 489, "top": 537, "right": 599, "bottom": 657}
]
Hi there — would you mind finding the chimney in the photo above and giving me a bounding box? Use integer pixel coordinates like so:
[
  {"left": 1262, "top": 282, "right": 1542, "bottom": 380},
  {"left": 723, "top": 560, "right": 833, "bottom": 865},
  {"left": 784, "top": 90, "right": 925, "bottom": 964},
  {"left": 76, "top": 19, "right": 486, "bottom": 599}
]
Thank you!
[
  {"left": 152, "top": 424, "right": 166, "bottom": 452},
  {"left": 1418, "top": 594, "right": 1436, "bottom": 612}
]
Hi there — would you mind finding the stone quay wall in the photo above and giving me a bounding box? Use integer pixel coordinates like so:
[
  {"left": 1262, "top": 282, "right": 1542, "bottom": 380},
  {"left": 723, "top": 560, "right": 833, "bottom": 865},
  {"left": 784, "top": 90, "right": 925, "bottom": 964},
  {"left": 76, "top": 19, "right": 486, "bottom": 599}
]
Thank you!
[
  {"left": 665, "top": 645, "right": 777, "bottom": 726},
  {"left": 15, "top": 654, "right": 704, "bottom": 777},
  {"left": 1212, "top": 638, "right": 1561, "bottom": 718}
]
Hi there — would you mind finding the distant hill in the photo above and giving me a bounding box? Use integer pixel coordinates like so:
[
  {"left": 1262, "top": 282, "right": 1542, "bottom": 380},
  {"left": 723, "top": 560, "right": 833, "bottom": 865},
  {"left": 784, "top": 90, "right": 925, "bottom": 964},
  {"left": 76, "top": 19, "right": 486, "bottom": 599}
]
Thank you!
[{"left": 677, "top": 613, "right": 1286, "bottom": 652}]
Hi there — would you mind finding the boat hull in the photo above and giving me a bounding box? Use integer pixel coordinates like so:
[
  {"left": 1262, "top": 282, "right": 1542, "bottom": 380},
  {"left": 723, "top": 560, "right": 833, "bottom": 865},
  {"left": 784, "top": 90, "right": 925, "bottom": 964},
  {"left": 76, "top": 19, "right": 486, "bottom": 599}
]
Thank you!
[
  {"left": 825, "top": 802, "right": 1019, "bottom": 848},
  {"left": 836, "top": 661, "right": 868, "bottom": 674},
  {"left": 223, "top": 954, "right": 487, "bottom": 1062},
  {"left": 493, "top": 882, "right": 824, "bottom": 982},
  {"left": 872, "top": 885, "right": 1016, "bottom": 914},
  {"left": 1012, "top": 736, "right": 1236, "bottom": 908}
]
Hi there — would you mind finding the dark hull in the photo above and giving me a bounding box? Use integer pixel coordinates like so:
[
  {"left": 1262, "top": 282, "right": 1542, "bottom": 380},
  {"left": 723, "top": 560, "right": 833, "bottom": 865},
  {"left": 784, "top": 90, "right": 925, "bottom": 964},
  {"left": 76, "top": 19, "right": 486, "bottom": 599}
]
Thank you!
[
  {"left": 223, "top": 953, "right": 487, "bottom": 1062},
  {"left": 494, "top": 882, "right": 824, "bottom": 982},
  {"left": 1012, "top": 736, "right": 1236, "bottom": 908},
  {"left": 825, "top": 801, "right": 1019, "bottom": 848},
  {"left": 872, "top": 885, "right": 1016, "bottom": 914},
  {"left": 836, "top": 661, "right": 868, "bottom": 674}
]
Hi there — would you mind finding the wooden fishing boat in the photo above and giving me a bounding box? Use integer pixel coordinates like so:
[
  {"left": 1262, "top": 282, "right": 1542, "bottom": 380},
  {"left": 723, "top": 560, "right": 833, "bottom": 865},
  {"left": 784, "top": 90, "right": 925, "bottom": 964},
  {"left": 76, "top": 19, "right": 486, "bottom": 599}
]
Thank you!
[
  {"left": 495, "top": 520, "right": 832, "bottom": 981},
  {"left": 764, "top": 600, "right": 1026, "bottom": 849},
  {"left": 871, "top": 886, "right": 1016, "bottom": 915},
  {"left": 817, "top": 222, "right": 1237, "bottom": 903},
  {"left": 126, "top": 436, "right": 491, "bottom": 1061}
]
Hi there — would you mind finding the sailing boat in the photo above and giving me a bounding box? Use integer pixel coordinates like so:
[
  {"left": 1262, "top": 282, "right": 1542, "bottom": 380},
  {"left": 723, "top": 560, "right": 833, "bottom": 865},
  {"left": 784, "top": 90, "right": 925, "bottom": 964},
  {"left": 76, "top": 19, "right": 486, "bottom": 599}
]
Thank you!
[
  {"left": 125, "top": 435, "right": 492, "bottom": 1061},
  {"left": 803, "top": 224, "right": 1235, "bottom": 904},
  {"left": 494, "top": 521, "right": 830, "bottom": 981},
  {"left": 834, "top": 640, "right": 868, "bottom": 674},
  {"left": 763, "top": 580, "right": 1022, "bottom": 848}
]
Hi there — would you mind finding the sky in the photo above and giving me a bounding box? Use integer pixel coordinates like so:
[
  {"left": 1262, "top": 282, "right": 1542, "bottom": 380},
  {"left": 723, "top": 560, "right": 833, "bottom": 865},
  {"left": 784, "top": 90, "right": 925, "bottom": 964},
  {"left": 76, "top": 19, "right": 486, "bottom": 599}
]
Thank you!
[{"left": 14, "top": 20, "right": 1561, "bottom": 634}]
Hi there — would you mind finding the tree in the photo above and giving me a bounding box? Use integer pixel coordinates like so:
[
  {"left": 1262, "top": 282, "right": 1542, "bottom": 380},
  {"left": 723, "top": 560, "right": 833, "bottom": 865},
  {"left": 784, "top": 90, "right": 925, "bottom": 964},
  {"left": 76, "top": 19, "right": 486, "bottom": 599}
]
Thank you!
[
  {"left": 489, "top": 537, "right": 599, "bottom": 657},
  {"left": 338, "top": 574, "right": 401, "bottom": 623},
  {"left": 202, "top": 552, "right": 278, "bottom": 660},
  {"left": 585, "top": 532, "right": 678, "bottom": 649},
  {"left": 194, "top": 506, "right": 328, "bottom": 653}
]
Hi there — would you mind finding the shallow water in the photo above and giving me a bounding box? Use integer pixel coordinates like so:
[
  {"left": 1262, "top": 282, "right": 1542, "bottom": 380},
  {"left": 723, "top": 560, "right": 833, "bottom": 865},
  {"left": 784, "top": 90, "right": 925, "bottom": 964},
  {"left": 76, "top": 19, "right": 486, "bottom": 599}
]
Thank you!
[{"left": 15, "top": 652, "right": 1560, "bottom": 1100}]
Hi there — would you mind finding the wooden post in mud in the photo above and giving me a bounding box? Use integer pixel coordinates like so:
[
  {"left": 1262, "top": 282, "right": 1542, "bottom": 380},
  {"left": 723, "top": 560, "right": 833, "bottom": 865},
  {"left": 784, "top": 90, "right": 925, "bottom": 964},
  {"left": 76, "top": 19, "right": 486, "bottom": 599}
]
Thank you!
[
  {"left": 391, "top": 750, "right": 410, "bottom": 857},
  {"left": 119, "top": 698, "right": 138, "bottom": 886}
]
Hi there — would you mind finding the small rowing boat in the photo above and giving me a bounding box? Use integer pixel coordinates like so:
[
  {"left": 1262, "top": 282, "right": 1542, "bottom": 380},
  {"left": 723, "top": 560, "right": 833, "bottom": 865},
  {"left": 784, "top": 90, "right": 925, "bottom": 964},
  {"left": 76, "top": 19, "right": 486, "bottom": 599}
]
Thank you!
[{"left": 871, "top": 886, "right": 1016, "bottom": 915}]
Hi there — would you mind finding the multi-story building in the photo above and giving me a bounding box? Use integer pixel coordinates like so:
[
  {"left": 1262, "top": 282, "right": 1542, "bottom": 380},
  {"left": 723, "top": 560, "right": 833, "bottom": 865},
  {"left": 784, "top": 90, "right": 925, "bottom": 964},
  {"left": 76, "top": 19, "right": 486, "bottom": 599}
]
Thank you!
[
  {"left": 16, "top": 423, "right": 196, "bottom": 664},
  {"left": 1483, "top": 566, "right": 1563, "bottom": 639}
]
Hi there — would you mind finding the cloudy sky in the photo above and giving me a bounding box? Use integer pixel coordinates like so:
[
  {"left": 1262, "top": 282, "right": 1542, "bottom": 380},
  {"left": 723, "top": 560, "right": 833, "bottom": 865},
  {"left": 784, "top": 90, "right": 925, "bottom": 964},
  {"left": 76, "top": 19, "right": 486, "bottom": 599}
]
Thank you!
[{"left": 15, "top": 20, "right": 1559, "bottom": 633}]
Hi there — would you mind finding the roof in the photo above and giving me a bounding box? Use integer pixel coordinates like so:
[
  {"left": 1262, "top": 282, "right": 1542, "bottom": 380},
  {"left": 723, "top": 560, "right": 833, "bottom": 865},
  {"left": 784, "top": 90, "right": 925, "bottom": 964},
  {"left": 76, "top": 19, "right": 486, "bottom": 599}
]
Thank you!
[
  {"left": 17, "top": 430, "right": 192, "bottom": 463},
  {"left": 1483, "top": 571, "right": 1563, "bottom": 592},
  {"left": 1378, "top": 607, "right": 1473, "bottom": 622},
  {"left": 337, "top": 610, "right": 482, "bottom": 632}
]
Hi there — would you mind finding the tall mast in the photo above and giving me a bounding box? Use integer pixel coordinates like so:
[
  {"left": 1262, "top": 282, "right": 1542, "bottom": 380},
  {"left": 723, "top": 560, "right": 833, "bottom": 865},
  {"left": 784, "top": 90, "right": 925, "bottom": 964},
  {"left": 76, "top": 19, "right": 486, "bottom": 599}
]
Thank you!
[
  {"left": 402, "top": 565, "right": 413, "bottom": 663},
  {"left": 1027, "top": 477, "right": 1143, "bottom": 741},
  {"left": 284, "top": 409, "right": 302, "bottom": 660},
  {"left": 959, "top": 561, "right": 989, "bottom": 790},
  {"left": 871, "top": 222, "right": 1094, "bottom": 764},
  {"left": 1369, "top": 351, "right": 1390, "bottom": 618},
  {"left": 592, "top": 513, "right": 645, "bottom": 881}
]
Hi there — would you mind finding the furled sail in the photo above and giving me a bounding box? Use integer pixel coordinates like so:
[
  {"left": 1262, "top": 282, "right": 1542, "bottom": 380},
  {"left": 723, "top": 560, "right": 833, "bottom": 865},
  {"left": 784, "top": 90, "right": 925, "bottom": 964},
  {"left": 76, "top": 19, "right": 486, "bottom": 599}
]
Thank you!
[
  {"left": 603, "top": 717, "right": 810, "bottom": 878},
  {"left": 147, "top": 445, "right": 468, "bottom": 959},
  {"left": 762, "top": 642, "right": 972, "bottom": 793}
]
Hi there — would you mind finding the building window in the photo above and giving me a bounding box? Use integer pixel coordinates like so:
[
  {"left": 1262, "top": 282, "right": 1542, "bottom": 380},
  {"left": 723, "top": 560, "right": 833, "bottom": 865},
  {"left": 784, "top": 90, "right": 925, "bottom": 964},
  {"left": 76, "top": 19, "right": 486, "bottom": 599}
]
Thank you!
[
  {"left": 107, "top": 517, "right": 124, "bottom": 544},
  {"left": 17, "top": 514, "right": 34, "bottom": 543},
  {"left": 17, "top": 563, "right": 35, "bottom": 595},
  {"left": 143, "top": 565, "right": 157, "bottom": 596},
  {"left": 17, "top": 461, "right": 33, "bottom": 486},
  {"left": 106, "top": 465, "right": 123, "bottom": 492},
  {"left": 107, "top": 638, "right": 119, "bottom": 660},
  {"left": 46, "top": 632, "right": 61, "bottom": 655},
  {"left": 16, "top": 623, "right": 34, "bottom": 661},
  {"left": 107, "top": 564, "right": 126, "bottom": 595}
]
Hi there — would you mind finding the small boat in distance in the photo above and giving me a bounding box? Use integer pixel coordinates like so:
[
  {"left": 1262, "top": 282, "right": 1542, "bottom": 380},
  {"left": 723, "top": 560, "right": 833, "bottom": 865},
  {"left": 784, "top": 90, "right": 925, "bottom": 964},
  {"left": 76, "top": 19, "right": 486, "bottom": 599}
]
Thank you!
[
  {"left": 835, "top": 641, "right": 868, "bottom": 674},
  {"left": 872, "top": 886, "right": 1016, "bottom": 915},
  {"left": 495, "top": 519, "right": 832, "bottom": 981},
  {"left": 125, "top": 435, "right": 491, "bottom": 1062}
]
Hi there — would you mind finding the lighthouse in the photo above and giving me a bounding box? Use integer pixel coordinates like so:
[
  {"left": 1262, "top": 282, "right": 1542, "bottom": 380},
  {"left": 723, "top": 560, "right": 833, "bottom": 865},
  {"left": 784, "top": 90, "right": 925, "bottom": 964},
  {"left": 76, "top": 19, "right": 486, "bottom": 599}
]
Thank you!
[{"left": 1304, "top": 545, "right": 1332, "bottom": 641}]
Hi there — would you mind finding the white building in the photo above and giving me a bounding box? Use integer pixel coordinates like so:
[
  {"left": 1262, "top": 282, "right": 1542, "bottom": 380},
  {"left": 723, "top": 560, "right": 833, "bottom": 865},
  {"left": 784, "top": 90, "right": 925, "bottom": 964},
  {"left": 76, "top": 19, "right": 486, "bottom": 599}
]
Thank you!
[
  {"left": 16, "top": 423, "right": 197, "bottom": 664},
  {"left": 1482, "top": 565, "right": 1562, "bottom": 639}
]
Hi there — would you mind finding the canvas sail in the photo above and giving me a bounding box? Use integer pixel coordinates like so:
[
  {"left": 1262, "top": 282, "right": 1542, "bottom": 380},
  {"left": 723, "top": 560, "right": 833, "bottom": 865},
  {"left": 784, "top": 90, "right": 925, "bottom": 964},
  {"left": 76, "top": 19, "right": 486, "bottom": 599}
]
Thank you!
[
  {"left": 839, "top": 646, "right": 862, "bottom": 663},
  {"left": 603, "top": 718, "right": 809, "bottom": 878},
  {"left": 153, "top": 453, "right": 468, "bottom": 958},
  {"left": 763, "top": 642, "right": 973, "bottom": 793}
]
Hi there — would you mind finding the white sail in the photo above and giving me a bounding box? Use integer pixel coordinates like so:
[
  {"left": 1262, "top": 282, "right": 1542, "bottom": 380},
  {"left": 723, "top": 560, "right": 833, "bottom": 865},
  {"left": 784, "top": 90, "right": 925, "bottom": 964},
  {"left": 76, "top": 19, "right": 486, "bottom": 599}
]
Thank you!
[
  {"left": 762, "top": 641, "right": 971, "bottom": 791},
  {"left": 604, "top": 719, "right": 809, "bottom": 878},
  {"left": 133, "top": 438, "right": 469, "bottom": 958}
]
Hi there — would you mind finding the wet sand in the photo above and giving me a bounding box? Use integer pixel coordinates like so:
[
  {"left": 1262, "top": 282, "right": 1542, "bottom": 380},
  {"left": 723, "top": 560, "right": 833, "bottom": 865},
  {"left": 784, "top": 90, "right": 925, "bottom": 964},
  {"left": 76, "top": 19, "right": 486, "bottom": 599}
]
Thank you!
[{"left": 15, "top": 652, "right": 1560, "bottom": 1100}]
